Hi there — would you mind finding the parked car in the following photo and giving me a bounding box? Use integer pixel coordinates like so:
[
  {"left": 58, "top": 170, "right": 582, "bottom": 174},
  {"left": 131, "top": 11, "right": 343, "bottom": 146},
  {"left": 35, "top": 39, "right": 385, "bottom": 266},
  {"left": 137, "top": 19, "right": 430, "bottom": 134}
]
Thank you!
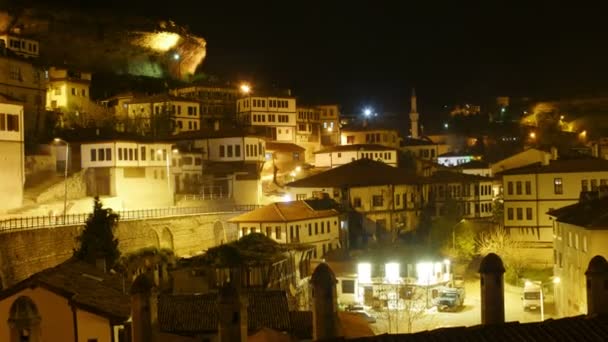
[
  {"left": 434, "top": 287, "right": 465, "bottom": 312},
  {"left": 345, "top": 305, "right": 376, "bottom": 323}
]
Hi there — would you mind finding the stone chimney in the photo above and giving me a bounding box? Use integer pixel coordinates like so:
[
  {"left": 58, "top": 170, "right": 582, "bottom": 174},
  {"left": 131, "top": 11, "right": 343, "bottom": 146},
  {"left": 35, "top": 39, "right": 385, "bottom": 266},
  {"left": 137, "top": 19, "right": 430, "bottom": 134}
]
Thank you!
[
  {"left": 585, "top": 255, "right": 608, "bottom": 316},
  {"left": 311, "top": 263, "right": 340, "bottom": 340},
  {"left": 479, "top": 253, "right": 505, "bottom": 325},
  {"left": 218, "top": 282, "right": 248, "bottom": 342},
  {"left": 130, "top": 274, "right": 158, "bottom": 342}
]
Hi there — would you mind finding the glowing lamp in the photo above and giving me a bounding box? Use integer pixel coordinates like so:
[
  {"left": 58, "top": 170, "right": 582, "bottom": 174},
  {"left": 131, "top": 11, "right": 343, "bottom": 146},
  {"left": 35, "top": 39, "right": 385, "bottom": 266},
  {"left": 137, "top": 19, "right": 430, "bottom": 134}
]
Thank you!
[
  {"left": 358, "top": 263, "right": 372, "bottom": 284},
  {"left": 553, "top": 277, "right": 561, "bottom": 284},
  {"left": 385, "top": 263, "right": 400, "bottom": 284}
]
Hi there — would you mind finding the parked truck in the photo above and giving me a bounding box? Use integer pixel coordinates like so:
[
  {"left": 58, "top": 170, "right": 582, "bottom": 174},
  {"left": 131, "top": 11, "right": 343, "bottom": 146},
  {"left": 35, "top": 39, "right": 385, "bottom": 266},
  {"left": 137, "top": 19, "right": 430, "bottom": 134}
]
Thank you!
[{"left": 435, "top": 286, "right": 465, "bottom": 312}]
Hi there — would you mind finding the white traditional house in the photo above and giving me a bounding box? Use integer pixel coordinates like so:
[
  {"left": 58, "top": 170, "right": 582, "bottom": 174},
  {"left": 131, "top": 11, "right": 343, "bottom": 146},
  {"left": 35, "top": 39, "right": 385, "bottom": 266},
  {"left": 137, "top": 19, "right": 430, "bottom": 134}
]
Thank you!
[
  {"left": 437, "top": 151, "right": 481, "bottom": 167},
  {"left": 502, "top": 157, "right": 608, "bottom": 265},
  {"left": 340, "top": 126, "right": 401, "bottom": 149},
  {"left": 171, "top": 151, "right": 203, "bottom": 194},
  {"left": 548, "top": 195, "right": 608, "bottom": 317},
  {"left": 80, "top": 140, "right": 175, "bottom": 209},
  {"left": 229, "top": 199, "right": 342, "bottom": 260},
  {"left": 285, "top": 159, "right": 425, "bottom": 237},
  {"left": 126, "top": 94, "right": 201, "bottom": 134},
  {"left": 314, "top": 144, "right": 398, "bottom": 168},
  {"left": 0, "top": 33, "right": 39, "bottom": 58},
  {"left": 236, "top": 95, "right": 297, "bottom": 142},
  {"left": 0, "top": 95, "right": 24, "bottom": 212},
  {"left": 426, "top": 171, "right": 495, "bottom": 219}
]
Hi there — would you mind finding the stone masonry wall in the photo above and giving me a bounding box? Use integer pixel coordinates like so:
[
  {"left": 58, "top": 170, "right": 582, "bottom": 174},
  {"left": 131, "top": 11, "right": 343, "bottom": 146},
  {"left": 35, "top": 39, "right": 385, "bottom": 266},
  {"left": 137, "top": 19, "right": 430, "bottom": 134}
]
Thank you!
[{"left": 0, "top": 211, "right": 241, "bottom": 288}]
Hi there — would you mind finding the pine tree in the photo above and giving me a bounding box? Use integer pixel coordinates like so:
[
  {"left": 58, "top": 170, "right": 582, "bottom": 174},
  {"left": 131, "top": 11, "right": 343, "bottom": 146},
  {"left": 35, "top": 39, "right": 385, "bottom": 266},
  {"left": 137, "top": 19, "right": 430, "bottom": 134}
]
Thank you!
[{"left": 75, "top": 197, "right": 120, "bottom": 267}]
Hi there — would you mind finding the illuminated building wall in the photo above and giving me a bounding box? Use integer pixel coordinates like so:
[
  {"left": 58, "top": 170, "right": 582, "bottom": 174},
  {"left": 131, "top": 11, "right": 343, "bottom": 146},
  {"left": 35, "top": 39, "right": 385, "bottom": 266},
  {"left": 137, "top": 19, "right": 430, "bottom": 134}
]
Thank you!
[{"left": 0, "top": 98, "right": 24, "bottom": 212}]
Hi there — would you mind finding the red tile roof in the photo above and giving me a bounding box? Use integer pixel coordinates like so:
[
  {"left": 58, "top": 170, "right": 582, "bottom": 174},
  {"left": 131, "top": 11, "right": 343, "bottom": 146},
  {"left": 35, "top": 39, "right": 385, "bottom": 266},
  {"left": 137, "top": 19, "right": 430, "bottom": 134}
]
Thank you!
[{"left": 228, "top": 200, "right": 339, "bottom": 223}]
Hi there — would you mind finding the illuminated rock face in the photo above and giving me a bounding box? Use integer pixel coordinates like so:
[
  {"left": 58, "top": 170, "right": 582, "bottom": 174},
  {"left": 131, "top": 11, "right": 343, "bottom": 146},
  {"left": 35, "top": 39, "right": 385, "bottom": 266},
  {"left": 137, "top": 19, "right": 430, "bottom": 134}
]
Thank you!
[{"left": 0, "top": 7, "right": 206, "bottom": 79}]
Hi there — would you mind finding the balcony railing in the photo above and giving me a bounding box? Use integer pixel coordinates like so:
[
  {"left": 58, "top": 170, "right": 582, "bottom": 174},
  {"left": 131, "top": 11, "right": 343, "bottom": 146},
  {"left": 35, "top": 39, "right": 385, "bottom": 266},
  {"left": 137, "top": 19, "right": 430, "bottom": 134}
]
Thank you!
[{"left": 0, "top": 204, "right": 261, "bottom": 233}]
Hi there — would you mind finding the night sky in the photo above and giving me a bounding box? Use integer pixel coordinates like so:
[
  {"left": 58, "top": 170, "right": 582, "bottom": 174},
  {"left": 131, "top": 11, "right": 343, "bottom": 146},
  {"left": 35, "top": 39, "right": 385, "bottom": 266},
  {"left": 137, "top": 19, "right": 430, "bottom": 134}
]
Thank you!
[{"left": 17, "top": 1, "right": 608, "bottom": 114}]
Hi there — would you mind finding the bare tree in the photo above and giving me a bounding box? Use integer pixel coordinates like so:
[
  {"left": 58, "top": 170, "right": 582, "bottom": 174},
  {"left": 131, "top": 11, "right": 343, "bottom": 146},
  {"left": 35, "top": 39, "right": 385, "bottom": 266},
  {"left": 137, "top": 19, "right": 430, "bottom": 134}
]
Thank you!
[{"left": 477, "top": 227, "right": 526, "bottom": 282}]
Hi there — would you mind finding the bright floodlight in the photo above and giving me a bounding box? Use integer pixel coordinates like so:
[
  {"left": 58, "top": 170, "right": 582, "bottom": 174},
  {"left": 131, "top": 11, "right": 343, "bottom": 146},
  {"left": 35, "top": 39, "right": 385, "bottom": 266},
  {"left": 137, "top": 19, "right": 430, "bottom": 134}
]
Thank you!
[
  {"left": 529, "top": 132, "right": 536, "bottom": 139},
  {"left": 553, "top": 277, "right": 561, "bottom": 284},
  {"left": 385, "top": 263, "right": 400, "bottom": 284},
  {"left": 53, "top": 138, "right": 61, "bottom": 143},
  {"left": 173, "top": 53, "right": 180, "bottom": 60},
  {"left": 240, "top": 83, "right": 251, "bottom": 94},
  {"left": 295, "top": 166, "right": 302, "bottom": 172},
  {"left": 358, "top": 263, "right": 372, "bottom": 284},
  {"left": 444, "top": 123, "right": 449, "bottom": 129},
  {"left": 363, "top": 108, "right": 372, "bottom": 116},
  {"left": 416, "top": 262, "right": 433, "bottom": 285}
]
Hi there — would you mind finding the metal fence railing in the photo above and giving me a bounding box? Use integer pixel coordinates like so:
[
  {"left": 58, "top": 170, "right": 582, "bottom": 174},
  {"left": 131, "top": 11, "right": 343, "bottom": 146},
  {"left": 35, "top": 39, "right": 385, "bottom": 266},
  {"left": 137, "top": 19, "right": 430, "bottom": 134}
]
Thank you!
[{"left": 0, "top": 204, "right": 262, "bottom": 233}]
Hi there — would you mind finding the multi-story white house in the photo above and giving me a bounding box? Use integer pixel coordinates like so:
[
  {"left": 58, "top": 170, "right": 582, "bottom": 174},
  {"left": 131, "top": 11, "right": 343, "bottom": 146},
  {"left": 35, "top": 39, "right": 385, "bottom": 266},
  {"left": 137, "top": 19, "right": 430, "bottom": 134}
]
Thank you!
[
  {"left": 171, "top": 151, "right": 203, "bottom": 194},
  {"left": 502, "top": 158, "right": 608, "bottom": 265},
  {"left": 126, "top": 94, "right": 201, "bottom": 135},
  {"left": 236, "top": 95, "right": 296, "bottom": 142},
  {"left": 0, "top": 33, "right": 39, "bottom": 58},
  {"left": 170, "top": 84, "right": 239, "bottom": 126},
  {"left": 548, "top": 196, "right": 608, "bottom": 317},
  {"left": 285, "top": 159, "right": 425, "bottom": 238},
  {"left": 0, "top": 95, "right": 24, "bottom": 212},
  {"left": 228, "top": 200, "right": 341, "bottom": 260},
  {"left": 314, "top": 144, "right": 398, "bottom": 168},
  {"left": 427, "top": 171, "right": 494, "bottom": 219},
  {"left": 317, "top": 104, "right": 340, "bottom": 146},
  {"left": 45, "top": 67, "right": 92, "bottom": 112},
  {"left": 437, "top": 151, "right": 481, "bottom": 167},
  {"left": 340, "top": 126, "right": 401, "bottom": 149},
  {"left": 80, "top": 140, "right": 175, "bottom": 208}
]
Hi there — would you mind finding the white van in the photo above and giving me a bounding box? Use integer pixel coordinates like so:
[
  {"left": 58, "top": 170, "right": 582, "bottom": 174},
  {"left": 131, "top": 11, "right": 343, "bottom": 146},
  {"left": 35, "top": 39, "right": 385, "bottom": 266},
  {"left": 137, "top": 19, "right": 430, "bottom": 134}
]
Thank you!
[{"left": 522, "top": 281, "right": 542, "bottom": 311}]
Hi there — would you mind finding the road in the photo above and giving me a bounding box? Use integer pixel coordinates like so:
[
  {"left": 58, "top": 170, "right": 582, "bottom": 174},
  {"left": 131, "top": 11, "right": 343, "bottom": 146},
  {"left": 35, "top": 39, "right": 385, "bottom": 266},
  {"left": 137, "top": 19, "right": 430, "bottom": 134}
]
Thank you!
[{"left": 369, "top": 277, "right": 557, "bottom": 334}]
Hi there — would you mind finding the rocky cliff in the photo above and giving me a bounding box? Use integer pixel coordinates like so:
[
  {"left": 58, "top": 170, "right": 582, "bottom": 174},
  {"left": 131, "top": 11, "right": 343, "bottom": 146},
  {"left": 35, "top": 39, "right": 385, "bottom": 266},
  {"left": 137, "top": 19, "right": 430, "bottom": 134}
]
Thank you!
[{"left": 0, "top": 6, "right": 206, "bottom": 79}]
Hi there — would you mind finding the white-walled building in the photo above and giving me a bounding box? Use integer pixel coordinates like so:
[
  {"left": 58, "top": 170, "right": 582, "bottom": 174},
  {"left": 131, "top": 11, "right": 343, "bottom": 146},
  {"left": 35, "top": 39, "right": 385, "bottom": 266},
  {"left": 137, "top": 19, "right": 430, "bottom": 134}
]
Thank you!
[
  {"left": 236, "top": 95, "right": 297, "bottom": 142},
  {"left": 502, "top": 158, "right": 608, "bottom": 265},
  {"left": 285, "top": 159, "right": 425, "bottom": 237},
  {"left": 314, "top": 144, "right": 398, "bottom": 168},
  {"left": 229, "top": 200, "right": 342, "bottom": 260},
  {"left": 171, "top": 151, "right": 203, "bottom": 194},
  {"left": 549, "top": 196, "right": 608, "bottom": 317},
  {"left": 437, "top": 151, "right": 481, "bottom": 167},
  {"left": 0, "top": 33, "right": 39, "bottom": 58},
  {"left": 400, "top": 137, "right": 449, "bottom": 161},
  {"left": 455, "top": 160, "right": 492, "bottom": 177},
  {"left": 340, "top": 126, "right": 401, "bottom": 149},
  {"left": 126, "top": 94, "right": 201, "bottom": 135},
  {"left": 45, "top": 67, "right": 92, "bottom": 112},
  {"left": 0, "top": 95, "right": 24, "bottom": 212},
  {"left": 80, "top": 140, "right": 175, "bottom": 208},
  {"left": 491, "top": 148, "right": 552, "bottom": 175}
]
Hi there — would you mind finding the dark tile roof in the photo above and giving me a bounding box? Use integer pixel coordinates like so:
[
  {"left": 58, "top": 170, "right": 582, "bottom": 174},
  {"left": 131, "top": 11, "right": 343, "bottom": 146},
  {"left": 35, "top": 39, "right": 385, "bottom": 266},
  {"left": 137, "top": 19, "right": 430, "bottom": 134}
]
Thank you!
[
  {"left": 330, "top": 314, "right": 608, "bottom": 341},
  {"left": 400, "top": 137, "right": 437, "bottom": 147},
  {"left": 456, "top": 160, "right": 490, "bottom": 169},
  {"left": 128, "top": 93, "right": 200, "bottom": 104},
  {"left": 427, "top": 170, "right": 493, "bottom": 184},
  {"left": 266, "top": 142, "right": 305, "bottom": 152},
  {"left": 501, "top": 158, "right": 608, "bottom": 175},
  {"left": 286, "top": 159, "right": 423, "bottom": 188},
  {"left": 314, "top": 144, "right": 397, "bottom": 154},
  {"left": 547, "top": 196, "right": 608, "bottom": 228},
  {"left": 0, "top": 259, "right": 130, "bottom": 323},
  {"left": 169, "top": 126, "right": 263, "bottom": 140},
  {"left": 158, "top": 290, "right": 295, "bottom": 334}
]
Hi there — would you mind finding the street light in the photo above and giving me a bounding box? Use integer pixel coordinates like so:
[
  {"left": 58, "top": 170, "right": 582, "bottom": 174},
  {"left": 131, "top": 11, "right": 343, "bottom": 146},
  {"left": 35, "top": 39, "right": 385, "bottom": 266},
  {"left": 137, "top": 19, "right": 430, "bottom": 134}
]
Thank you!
[
  {"left": 529, "top": 132, "right": 536, "bottom": 139},
  {"left": 53, "top": 138, "right": 69, "bottom": 223},
  {"left": 452, "top": 219, "right": 466, "bottom": 251},
  {"left": 363, "top": 107, "right": 372, "bottom": 117},
  {"left": 240, "top": 83, "right": 251, "bottom": 94}
]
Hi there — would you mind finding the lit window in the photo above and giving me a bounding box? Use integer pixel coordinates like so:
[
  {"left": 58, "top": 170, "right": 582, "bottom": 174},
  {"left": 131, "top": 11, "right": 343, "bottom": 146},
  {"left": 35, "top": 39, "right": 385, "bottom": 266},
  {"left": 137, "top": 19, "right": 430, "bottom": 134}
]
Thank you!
[{"left": 554, "top": 178, "right": 563, "bottom": 194}]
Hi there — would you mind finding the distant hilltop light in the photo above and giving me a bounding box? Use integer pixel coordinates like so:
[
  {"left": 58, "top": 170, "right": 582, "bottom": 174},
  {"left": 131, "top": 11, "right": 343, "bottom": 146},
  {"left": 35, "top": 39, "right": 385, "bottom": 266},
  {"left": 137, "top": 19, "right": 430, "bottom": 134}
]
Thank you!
[{"left": 135, "top": 31, "right": 182, "bottom": 52}]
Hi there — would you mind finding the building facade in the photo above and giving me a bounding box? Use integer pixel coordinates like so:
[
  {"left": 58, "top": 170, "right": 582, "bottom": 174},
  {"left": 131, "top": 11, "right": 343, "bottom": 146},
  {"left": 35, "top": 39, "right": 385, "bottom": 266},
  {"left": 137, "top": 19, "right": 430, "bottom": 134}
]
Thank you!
[
  {"left": 80, "top": 140, "right": 175, "bottom": 209},
  {"left": 340, "top": 127, "right": 401, "bottom": 149},
  {"left": 317, "top": 104, "right": 340, "bottom": 146},
  {"left": 45, "top": 66, "right": 92, "bottom": 113},
  {"left": 0, "top": 34, "right": 39, "bottom": 58},
  {"left": 236, "top": 95, "right": 297, "bottom": 143},
  {"left": 126, "top": 94, "right": 201, "bottom": 135},
  {"left": 427, "top": 171, "right": 494, "bottom": 219},
  {"left": 0, "top": 96, "right": 24, "bottom": 212},
  {"left": 502, "top": 158, "right": 608, "bottom": 265},
  {"left": 314, "top": 144, "right": 398, "bottom": 168},
  {"left": 170, "top": 84, "right": 239, "bottom": 127},
  {"left": 229, "top": 200, "right": 342, "bottom": 260}
]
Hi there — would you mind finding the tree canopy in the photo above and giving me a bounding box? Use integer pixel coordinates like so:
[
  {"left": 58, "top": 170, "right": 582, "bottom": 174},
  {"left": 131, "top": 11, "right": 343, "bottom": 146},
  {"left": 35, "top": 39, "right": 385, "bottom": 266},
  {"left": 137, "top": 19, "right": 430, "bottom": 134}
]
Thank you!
[{"left": 74, "top": 197, "right": 120, "bottom": 268}]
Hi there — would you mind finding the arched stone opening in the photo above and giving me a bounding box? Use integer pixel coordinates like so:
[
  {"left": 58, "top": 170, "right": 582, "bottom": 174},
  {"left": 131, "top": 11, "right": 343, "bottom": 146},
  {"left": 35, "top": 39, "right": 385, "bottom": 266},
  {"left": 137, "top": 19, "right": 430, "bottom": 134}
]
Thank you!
[
  {"left": 145, "top": 229, "right": 160, "bottom": 249},
  {"left": 159, "top": 227, "right": 174, "bottom": 251},
  {"left": 8, "top": 296, "right": 41, "bottom": 342}
]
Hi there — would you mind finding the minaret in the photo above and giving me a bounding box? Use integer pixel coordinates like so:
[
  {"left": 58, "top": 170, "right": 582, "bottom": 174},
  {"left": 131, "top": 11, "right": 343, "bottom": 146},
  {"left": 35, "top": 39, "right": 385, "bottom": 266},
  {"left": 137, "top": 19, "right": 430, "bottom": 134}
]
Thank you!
[{"left": 409, "top": 88, "right": 420, "bottom": 138}]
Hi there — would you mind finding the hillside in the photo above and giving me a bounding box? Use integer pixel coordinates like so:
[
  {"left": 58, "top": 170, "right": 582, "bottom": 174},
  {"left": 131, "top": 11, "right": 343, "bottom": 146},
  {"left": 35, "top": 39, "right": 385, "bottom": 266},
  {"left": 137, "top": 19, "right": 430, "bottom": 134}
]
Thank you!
[{"left": 0, "top": 6, "right": 206, "bottom": 79}]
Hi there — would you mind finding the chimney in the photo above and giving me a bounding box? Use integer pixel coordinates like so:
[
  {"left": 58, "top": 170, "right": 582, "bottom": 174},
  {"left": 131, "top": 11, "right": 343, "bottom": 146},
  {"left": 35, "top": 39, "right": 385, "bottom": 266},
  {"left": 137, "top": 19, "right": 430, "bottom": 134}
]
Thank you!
[
  {"left": 479, "top": 253, "right": 505, "bottom": 325},
  {"left": 218, "top": 282, "right": 248, "bottom": 342},
  {"left": 130, "top": 274, "right": 158, "bottom": 342},
  {"left": 311, "top": 263, "right": 340, "bottom": 340},
  {"left": 585, "top": 255, "right": 608, "bottom": 316}
]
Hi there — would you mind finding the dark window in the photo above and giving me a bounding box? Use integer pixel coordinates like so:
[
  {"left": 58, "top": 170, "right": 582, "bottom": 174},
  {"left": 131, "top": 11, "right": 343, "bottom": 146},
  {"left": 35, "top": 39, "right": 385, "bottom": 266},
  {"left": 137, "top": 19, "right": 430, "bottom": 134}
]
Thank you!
[
  {"left": 353, "top": 197, "right": 362, "bottom": 208},
  {"left": 315, "top": 223, "right": 318, "bottom": 235},
  {"left": 507, "top": 208, "right": 513, "bottom": 220},
  {"left": 98, "top": 148, "right": 105, "bottom": 161},
  {"left": 235, "top": 145, "right": 241, "bottom": 157},
  {"left": 526, "top": 208, "right": 533, "bottom": 220},
  {"left": 507, "top": 181, "right": 513, "bottom": 195},
  {"left": 372, "top": 195, "right": 383, "bottom": 207},
  {"left": 525, "top": 181, "right": 531, "bottom": 195},
  {"left": 220, "top": 145, "right": 225, "bottom": 157},
  {"left": 321, "top": 222, "right": 325, "bottom": 234},
  {"left": 582, "top": 180, "right": 588, "bottom": 192},
  {"left": 275, "top": 227, "right": 281, "bottom": 239},
  {"left": 227, "top": 145, "right": 233, "bottom": 157},
  {"left": 105, "top": 148, "right": 112, "bottom": 161},
  {"left": 308, "top": 224, "right": 312, "bottom": 236},
  {"left": 118, "top": 148, "right": 123, "bottom": 160},
  {"left": 90, "top": 149, "right": 97, "bottom": 161},
  {"left": 342, "top": 280, "right": 355, "bottom": 294},
  {"left": 516, "top": 181, "right": 522, "bottom": 195},
  {"left": 516, "top": 208, "right": 523, "bottom": 220},
  {"left": 141, "top": 146, "right": 146, "bottom": 160}
]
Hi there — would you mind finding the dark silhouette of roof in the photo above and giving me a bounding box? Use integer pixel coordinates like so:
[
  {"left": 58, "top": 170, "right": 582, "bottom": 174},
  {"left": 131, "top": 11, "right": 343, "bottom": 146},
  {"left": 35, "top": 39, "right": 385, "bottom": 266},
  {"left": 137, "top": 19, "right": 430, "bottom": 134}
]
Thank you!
[
  {"left": 427, "top": 170, "right": 493, "bottom": 183},
  {"left": 401, "top": 137, "right": 437, "bottom": 147},
  {"left": 266, "top": 141, "right": 305, "bottom": 152},
  {"left": 0, "top": 259, "right": 130, "bottom": 323},
  {"left": 456, "top": 160, "right": 490, "bottom": 169},
  {"left": 501, "top": 158, "right": 608, "bottom": 175},
  {"left": 328, "top": 314, "right": 608, "bottom": 341},
  {"left": 586, "top": 255, "right": 608, "bottom": 275},
  {"left": 548, "top": 197, "right": 608, "bottom": 228},
  {"left": 286, "top": 159, "right": 423, "bottom": 188},
  {"left": 315, "top": 144, "right": 397, "bottom": 154},
  {"left": 479, "top": 253, "right": 505, "bottom": 273}
]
